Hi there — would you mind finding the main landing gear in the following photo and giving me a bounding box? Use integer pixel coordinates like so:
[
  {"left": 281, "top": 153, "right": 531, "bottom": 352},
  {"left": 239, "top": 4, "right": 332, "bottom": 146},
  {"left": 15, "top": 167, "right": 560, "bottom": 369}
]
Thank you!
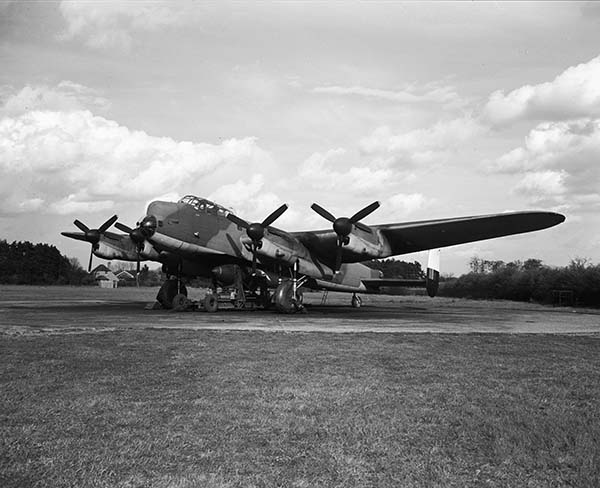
[
  {"left": 272, "top": 260, "right": 307, "bottom": 314},
  {"left": 273, "top": 280, "right": 304, "bottom": 313},
  {"left": 156, "top": 277, "right": 188, "bottom": 310}
]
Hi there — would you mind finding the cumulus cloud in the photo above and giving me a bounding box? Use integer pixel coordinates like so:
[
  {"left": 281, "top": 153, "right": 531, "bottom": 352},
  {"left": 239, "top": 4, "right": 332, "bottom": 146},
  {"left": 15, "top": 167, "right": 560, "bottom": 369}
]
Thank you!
[
  {"left": 208, "top": 175, "right": 301, "bottom": 229},
  {"left": 358, "top": 116, "right": 484, "bottom": 166},
  {"left": 489, "top": 119, "right": 600, "bottom": 210},
  {"left": 484, "top": 55, "right": 600, "bottom": 126},
  {"left": 0, "top": 95, "right": 273, "bottom": 215},
  {"left": 58, "top": 0, "right": 193, "bottom": 50},
  {"left": 297, "top": 148, "right": 403, "bottom": 195},
  {"left": 384, "top": 193, "right": 435, "bottom": 218},
  {"left": 514, "top": 170, "right": 568, "bottom": 201},
  {"left": 1, "top": 81, "right": 109, "bottom": 114}
]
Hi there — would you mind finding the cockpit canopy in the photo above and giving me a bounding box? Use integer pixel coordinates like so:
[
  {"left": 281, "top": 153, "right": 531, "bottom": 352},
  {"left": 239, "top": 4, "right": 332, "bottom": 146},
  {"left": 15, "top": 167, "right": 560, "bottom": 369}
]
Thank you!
[{"left": 178, "top": 195, "right": 231, "bottom": 217}]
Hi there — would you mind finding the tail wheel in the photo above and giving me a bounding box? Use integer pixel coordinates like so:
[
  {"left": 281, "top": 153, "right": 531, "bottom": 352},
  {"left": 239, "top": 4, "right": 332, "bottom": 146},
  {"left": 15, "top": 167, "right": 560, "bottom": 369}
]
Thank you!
[{"left": 351, "top": 294, "right": 362, "bottom": 308}]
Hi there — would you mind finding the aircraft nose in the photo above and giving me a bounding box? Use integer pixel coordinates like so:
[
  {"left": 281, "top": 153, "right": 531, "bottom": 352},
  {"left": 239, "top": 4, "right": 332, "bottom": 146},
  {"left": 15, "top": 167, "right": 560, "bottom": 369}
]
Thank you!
[{"left": 143, "top": 201, "right": 180, "bottom": 236}]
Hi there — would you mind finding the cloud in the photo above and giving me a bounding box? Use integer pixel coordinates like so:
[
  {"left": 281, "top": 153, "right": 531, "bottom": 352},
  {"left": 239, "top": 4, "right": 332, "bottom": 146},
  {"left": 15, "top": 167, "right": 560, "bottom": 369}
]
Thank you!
[
  {"left": 484, "top": 55, "right": 600, "bottom": 126},
  {"left": 514, "top": 170, "right": 568, "bottom": 201},
  {"left": 58, "top": 0, "right": 193, "bottom": 50},
  {"left": 297, "top": 148, "right": 403, "bottom": 195},
  {"left": 0, "top": 102, "right": 272, "bottom": 215},
  {"left": 358, "top": 116, "right": 484, "bottom": 166},
  {"left": 384, "top": 193, "right": 435, "bottom": 218},
  {"left": 1, "top": 81, "right": 110, "bottom": 115},
  {"left": 312, "top": 82, "right": 463, "bottom": 108},
  {"left": 208, "top": 175, "right": 301, "bottom": 229},
  {"left": 489, "top": 118, "right": 600, "bottom": 211}
]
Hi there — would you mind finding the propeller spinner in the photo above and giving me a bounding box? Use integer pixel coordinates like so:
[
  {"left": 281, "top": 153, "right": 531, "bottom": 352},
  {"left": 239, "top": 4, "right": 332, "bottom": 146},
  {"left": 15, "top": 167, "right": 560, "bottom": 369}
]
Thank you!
[
  {"left": 61, "top": 215, "right": 118, "bottom": 272},
  {"left": 227, "top": 204, "right": 288, "bottom": 274},
  {"left": 311, "top": 201, "right": 380, "bottom": 271}
]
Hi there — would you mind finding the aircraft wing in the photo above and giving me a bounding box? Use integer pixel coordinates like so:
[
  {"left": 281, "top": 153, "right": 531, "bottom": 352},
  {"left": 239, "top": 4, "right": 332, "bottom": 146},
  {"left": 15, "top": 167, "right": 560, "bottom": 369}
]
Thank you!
[
  {"left": 294, "top": 211, "right": 565, "bottom": 259},
  {"left": 374, "top": 211, "right": 565, "bottom": 255}
]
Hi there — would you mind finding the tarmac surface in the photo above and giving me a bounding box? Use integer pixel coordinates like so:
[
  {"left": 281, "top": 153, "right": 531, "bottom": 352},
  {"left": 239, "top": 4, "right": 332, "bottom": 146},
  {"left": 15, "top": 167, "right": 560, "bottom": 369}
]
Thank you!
[{"left": 1, "top": 285, "right": 599, "bottom": 335}]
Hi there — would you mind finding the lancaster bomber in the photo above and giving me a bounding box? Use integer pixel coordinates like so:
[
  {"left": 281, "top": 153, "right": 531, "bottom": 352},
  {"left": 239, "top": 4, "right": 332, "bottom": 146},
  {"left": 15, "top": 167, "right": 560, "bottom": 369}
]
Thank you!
[{"left": 62, "top": 195, "right": 565, "bottom": 313}]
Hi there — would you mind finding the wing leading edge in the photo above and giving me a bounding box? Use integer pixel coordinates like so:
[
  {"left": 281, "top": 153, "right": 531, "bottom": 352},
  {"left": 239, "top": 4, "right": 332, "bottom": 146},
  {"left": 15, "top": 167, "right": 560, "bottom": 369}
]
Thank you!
[{"left": 375, "top": 211, "right": 565, "bottom": 256}]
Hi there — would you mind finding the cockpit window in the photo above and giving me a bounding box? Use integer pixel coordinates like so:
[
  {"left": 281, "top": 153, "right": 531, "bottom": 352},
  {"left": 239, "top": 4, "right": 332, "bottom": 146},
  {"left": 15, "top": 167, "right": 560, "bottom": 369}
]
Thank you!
[{"left": 179, "top": 195, "right": 231, "bottom": 216}]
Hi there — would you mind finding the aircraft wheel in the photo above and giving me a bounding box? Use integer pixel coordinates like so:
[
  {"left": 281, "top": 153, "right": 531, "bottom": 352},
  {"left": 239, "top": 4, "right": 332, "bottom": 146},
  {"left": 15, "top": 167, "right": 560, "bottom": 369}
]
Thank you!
[
  {"left": 274, "top": 282, "right": 303, "bottom": 314},
  {"left": 203, "top": 293, "right": 219, "bottom": 313},
  {"left": 351, "top": 294, "right": 362, "bottom": 308},
  {"left": 157, "top": 280, "right": 187, "bottom": 309},
  {"left": 172, "top": 293, "right": 189, "bottom": 311}
]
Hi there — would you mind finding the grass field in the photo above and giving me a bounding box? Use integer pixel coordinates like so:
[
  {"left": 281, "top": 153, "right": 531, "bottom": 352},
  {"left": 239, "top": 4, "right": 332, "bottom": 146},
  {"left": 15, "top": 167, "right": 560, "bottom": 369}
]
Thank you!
[{"left": 2, "top": 329, "right": 600, "bottom": 487}]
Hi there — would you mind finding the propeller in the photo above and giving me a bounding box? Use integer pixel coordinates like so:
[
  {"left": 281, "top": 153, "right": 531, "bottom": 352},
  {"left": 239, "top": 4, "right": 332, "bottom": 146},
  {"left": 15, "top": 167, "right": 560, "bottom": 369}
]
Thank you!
[
  {"left": 114, "top": 215, "right": 157, "bottom": 280},
  {"left": 61, "top": 215, "right": 118, "bottom": 272},
  {"left": 227, "top": 204, "right": 288, "bottom": 274},
  {"left": 311, "top": 201, "right": 380, "bottom": 271},
  {"left": 114, "top": 222, "right": 143, "bottom": 277}
]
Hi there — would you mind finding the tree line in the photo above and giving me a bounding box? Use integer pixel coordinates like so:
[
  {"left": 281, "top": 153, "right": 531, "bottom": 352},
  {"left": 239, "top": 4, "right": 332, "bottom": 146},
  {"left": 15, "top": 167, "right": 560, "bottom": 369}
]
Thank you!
[
  {"left": 0, "top": 239, "right": 170, "bottom": 287},
  {"left": 0, "top": 239, "right": 89, "bottom": 285},
  {"left": 440, "top": 256, "right": 600, "bottom": 307}
]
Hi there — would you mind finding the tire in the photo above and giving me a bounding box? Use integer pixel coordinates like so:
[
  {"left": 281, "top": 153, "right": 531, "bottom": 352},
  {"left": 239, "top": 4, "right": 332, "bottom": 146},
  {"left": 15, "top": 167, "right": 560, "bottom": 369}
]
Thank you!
[
  {"left": 351, "top": 295, "right": 362, "bottom": 308},
  {"left": 274, "top": 282, "right": 302, "bottom": 314},
  {"left": 157, "top": 280, "right": 187, "bottom": 309},
  {"left": 203, "top": 293, "right": 219, "bottom": 313},
  {"left": 172, "top": 293, "right": 189, "bottom": 311}
]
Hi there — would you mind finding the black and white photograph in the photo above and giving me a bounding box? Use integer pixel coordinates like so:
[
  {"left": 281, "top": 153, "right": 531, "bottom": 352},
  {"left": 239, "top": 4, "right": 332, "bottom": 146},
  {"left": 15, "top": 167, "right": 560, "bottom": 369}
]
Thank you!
[{"left": 1, "top": 1, "right": 599, "bottom": 486}]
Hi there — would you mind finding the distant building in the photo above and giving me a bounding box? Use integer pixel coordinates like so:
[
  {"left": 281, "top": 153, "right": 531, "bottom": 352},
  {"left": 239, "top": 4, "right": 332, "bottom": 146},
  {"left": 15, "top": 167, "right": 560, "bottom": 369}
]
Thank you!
[
  {"left": 116, "top": 270, "right": 135, "bottom": 281},
  {"left": 91, "top": 264, "right": 119, "bottom": 288}
]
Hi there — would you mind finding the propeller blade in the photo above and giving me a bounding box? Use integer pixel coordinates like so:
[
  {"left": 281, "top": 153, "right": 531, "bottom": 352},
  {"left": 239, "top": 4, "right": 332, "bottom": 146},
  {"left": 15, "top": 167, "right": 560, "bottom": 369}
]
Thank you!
[
  {"left": 227, "top": 213, "right": 250, "bottom": 229},
  {"left": 354, "top": 221, "right": 373, "bottom": 234},
  {"left": 88, "top": 249, "right": 94, "bottom": 272},
  {"left": 61, "top": 232, "right": 90, "bottom": 242},
  {"left": 98, "top": 215, "right": 118, "bottom": 233},
  {"left": 115, "top": 222, "right": 134, "bottom": 233},
  {"left": 350, "top": 201, "right": 380, "bottom": 223},
  {"left": 73, "top": 219, "right": 90, "bottom": 233},
  {"left": 261, "top": 204, "right": 288, "bottom": 227},
  {"left": 310, "top": 203, "right": 337, "bottom": 223}
]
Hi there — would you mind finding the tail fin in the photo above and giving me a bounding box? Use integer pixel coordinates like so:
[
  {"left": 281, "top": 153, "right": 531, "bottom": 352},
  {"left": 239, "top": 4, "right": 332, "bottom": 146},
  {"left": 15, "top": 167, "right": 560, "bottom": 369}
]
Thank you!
[{"left": 426, "top": 249, "right": 440, "bottom": 297}]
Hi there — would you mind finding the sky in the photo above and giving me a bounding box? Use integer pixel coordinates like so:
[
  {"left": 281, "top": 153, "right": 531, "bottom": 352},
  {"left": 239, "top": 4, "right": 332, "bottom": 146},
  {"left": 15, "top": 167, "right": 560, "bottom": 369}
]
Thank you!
[{"left": 1, "top": 1, "right": 600, "bottom": 275}]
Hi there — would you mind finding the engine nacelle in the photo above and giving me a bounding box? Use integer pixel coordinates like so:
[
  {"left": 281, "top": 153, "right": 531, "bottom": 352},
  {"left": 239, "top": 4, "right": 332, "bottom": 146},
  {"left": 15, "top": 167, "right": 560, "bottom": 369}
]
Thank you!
[
  {"left": 94, "top": 239, "right": 160, "bottom": 262},
  {"left": 343, "top": 232, "right": 391, "bottom": 259},
  {"left": 241, "top": 235, "right": 334, "bottom": 279},
  {"left": 94, "top": 241, "right": 137, "bottom": 261},
  {"left": 138, "top": 241, "right": 161, "bottom": 261}
]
